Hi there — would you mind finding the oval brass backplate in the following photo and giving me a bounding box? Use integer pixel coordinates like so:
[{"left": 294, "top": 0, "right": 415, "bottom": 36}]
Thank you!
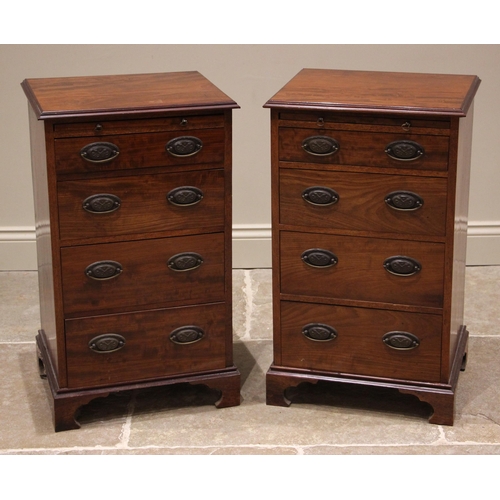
[
  {"left": 383, "top": 256, "right": 421, "bottom": 276},
  {"left": 302, "top": 186, "right": 339, "bottom": 206},
  {"left": 89, "top": 333, "right": 126, "bottom": 353},
  {"left": 85, "top": 260, "right": 123, "bottom": 280},
  {"left": 302, "top": 323, "right": 338, "bottom": 342},
  {"left": 165, "top": 136, "right": 203, "bottom": 157},
  {"left": 302, "top": 136, "right": 339, "bottom": 156},
  {"left": 383, "top": 331, "right": 420, "bottom": 350},
  {"left": 301, "top": 248, "right": 338, "bottom": 268},
  {"left": 385, "top": 191, "right": 423, "bottom": 211},
  {"left": 169, "top": 326, "right": 204, "bottom": 345},
  {"left": 167, "top": 252, "right": 204, "bottom": 272},
  {"left": 385, "top": 140, "right": 424, "bottom": 161},
  {"left": 167, "top": 186, "right": 204, "bottom": 206},
  {"left": 83, "top": 193, "right": 121, "bottom": 214},
  {"left": 80, "top": 142, "right": 120, "bottom": 163}
]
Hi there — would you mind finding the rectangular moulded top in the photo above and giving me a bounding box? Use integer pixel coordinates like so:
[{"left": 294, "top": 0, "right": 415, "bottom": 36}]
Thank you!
[
  {"left": 22, "top": 71, "right": 239, "bottom": 120},
  {"left": 264, "top": 68, "right": 480, "bottom": 117}
]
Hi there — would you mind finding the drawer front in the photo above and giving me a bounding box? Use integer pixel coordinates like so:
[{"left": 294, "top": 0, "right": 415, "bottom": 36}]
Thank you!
[
  {"left": 65, "top": 303, "right": 227, "bottom": 388},
  {"left": 61, "top": 233, "right": 225, "bottom": 315},
  {"left": 280, "top": 301, "right": 442, "bottom": 382},
  {"left": 280, "top": 168, "right": 447, "bottom": 236},
  {"left": 54, "top": 128, "right": 225, "bottom": 175},
  {"left": 280, "top": 231, "right": 445, "bottom": 308},
  {"left": 279, "top": 128, "right": 449, "bottom": 171},
  {"left": 58, "top": 169, "right": 225, "bottom": 240}
]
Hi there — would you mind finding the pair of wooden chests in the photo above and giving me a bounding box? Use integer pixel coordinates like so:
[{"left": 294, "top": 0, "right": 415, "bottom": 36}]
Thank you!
[{"left": 22, "top": 69, "right": 480, "bottom": 431}]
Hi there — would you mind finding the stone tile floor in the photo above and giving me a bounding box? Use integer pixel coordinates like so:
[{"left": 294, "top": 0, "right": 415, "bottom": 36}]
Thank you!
[{"left": 0, "top": 267, "right": 499, "bottom": 456}]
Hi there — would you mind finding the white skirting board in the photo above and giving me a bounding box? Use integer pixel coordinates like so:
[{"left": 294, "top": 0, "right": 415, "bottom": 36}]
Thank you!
[
  {"left": 466, "top": 221, "right": 500, "bottom": 266},
  {"left": 1, "top": 223, "right": 499, "bottom": 271},
  {"left": 232, "top": 224, "right": 272, "bottom": 269},
  {"left": 0, "top": 227, "right": 38, "bottom": 271}
]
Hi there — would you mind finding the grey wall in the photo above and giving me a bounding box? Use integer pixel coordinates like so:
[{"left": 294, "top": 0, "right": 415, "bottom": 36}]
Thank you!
[{"left": 1, "top": 44, "right": 499, "bottom": 269}]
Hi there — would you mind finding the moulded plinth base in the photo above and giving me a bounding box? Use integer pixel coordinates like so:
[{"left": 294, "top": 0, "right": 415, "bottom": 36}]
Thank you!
[{"left": 266, "top": 326, "right": 468, "bottom": 426}]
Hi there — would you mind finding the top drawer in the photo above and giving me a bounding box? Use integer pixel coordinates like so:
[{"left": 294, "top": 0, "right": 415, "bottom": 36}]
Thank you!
[
  {"left": 279, "top": 127, "right": 449, "bottom": 172},
  {"left": 54, "top": 127, "right": 225, "bottom": 175}
]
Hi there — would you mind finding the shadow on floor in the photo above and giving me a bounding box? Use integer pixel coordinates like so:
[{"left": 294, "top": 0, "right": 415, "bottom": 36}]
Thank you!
[{"left": 285, "top": 381, "right": 433, "bottom": 422}]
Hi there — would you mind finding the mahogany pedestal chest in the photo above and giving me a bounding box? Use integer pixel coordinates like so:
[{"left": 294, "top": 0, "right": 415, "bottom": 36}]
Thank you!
[
  {"left": 22, "top": 72, "right": 241, "bottom": 431},
  {"left": 264, "top": 68, "right": 480, "bottom": 424}
]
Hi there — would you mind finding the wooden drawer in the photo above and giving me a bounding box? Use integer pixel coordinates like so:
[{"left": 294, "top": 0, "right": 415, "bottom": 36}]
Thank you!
[
  {"left": 280, "top": 301, "right": 442, "bottom": 383},
  {"left": 61, "top": 233, "right": 225, "bottom": 315},
  {"left": 279, "top": 168, "right": 447, "bottom": 236},
  {"left": 54, "top": 128, "right": 225, "bottom": 175},
  {"left": 57, "top": 169, "right": 225, "bottom": 241},
  {"left": 279, "top": 127, "right": 449, "bottom": 171},
  {"left": 280, "top": 231, "right": 445, "bottom": 308},
  {"left": 65, "top": 302, "right": 227, "bottom": 388}
]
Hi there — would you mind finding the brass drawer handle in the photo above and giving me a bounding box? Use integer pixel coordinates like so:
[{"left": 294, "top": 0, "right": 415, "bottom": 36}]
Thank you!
[
  {"left": 167, "top": 186, "right": 204, "bottom": 206},
  {"left": 302, "top": 323, "right": 338, "bottom": 342},
  {"left": 302, "top": 186, "right": 339, "bottom": 206},
  {"left": 301, "top": 248, "right": 338, "bottom": 268},
  {"left": 302, "top": 135, "right": 339, "bottom": 156},
  {"left": 383, "top": 331, "right": 420, "bottom": 350},
  {"left": 80, "top": 142, "right": 120, "bottom": 163},
  {"left": 385, "top": 140, "right": 424, "bottom": 161},
  {"left": 168, "top": 252, "right": 204, "bottom": 272},
  {"left": 89, "top": 334, "right": 126, "bottom": 353},
  {"left": 85, "top": 260, "right": 123, "bottom": 280},
  {"left": 83, "top": 193, "right": 121, "bottom": 214},
  {"left": 383, "top": 256, "right": 421, "bottom": 276},
  {"left": 165, "top": 136, "right": 203, "bottom": 157},
  {"left": 385, "top": 191, "right": 423, "bottom": 211},
  {"left": 169, "top": 325, "right": 204, "bottom": 345}
]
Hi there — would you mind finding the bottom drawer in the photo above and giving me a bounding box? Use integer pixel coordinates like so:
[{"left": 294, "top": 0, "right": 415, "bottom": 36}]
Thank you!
[
  {"left": 65, "top": 303, "right": 227, "bottom": 389},
  {"left": 280, "top": 301, "right": 442, "bottom": 383}
]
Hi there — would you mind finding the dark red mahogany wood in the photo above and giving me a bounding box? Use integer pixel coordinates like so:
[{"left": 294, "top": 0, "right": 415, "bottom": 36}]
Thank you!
[
  {"left": 264, "top": 68, "right": 480, "bottom": 425},
  {"left": 23, "top": 72, "right": 240, "bottom": 431}
]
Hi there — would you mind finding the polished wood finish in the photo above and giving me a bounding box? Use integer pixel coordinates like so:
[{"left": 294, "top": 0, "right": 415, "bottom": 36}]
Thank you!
[
  {"left": 54, "top": 127, "right": 225, "bottom": 175},
  {"left": 57, "top": 169, "right": 225, "bottom": 241},
  {"left": 52, "top": 114, "right": 225, "bottom": 137},
  {"left": 23, "top": 72, "right": 240, "bottom": 431},
  {"left": 264, "top": 69, "right": 480, "bottom": 425},
  {"left": 60, "top": 233, "right": 225, "bottom": 315},
  {"left": 22, "top": 72, "right": 237, "bottom": 119},
  {"left": 280, "top": 301, "right": 442, "bottom": 382},
  {"left": 279, "top": 127, "right": 450, "bottom": 171},
  {"left": 65, "top": 303, "right": 227, "bottom": 388},
  {"left": 279, "top": 168, "right": 448, "bottom": 236},
  {"left": 280, "top": 230, "right": 445, "bottom": 308},
  {"left": 265, "top": 69, "right": 480, "bottom": 116}
]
